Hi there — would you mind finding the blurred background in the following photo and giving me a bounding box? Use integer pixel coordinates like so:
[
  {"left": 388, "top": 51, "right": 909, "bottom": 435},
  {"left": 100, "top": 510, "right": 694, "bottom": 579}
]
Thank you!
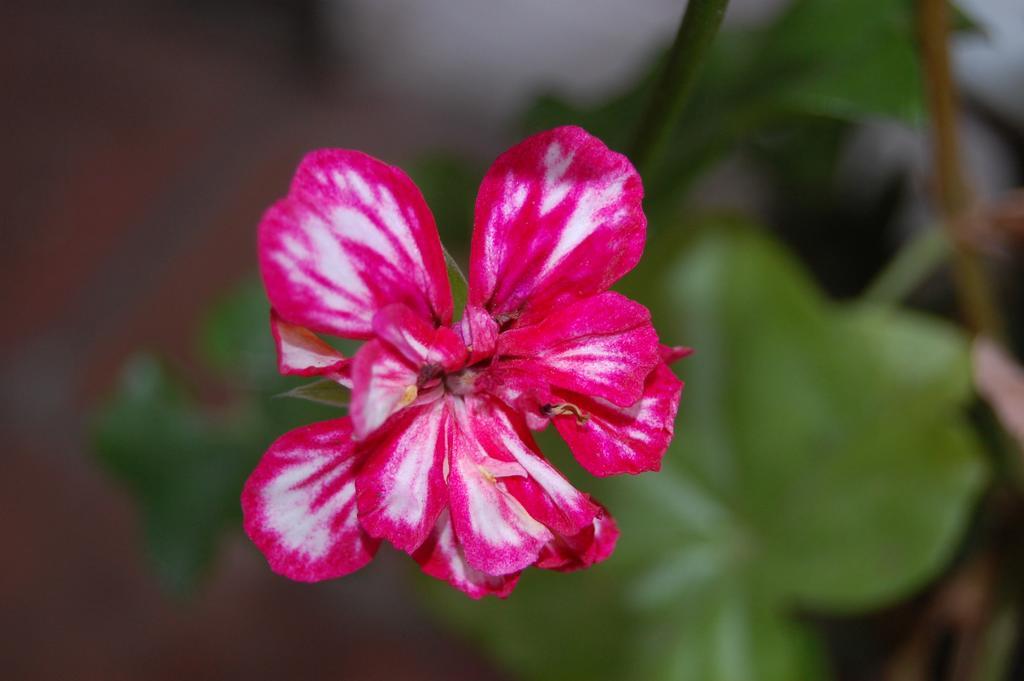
[{"left": 3, "top": 0, "right": 1024, "bottom": 679}]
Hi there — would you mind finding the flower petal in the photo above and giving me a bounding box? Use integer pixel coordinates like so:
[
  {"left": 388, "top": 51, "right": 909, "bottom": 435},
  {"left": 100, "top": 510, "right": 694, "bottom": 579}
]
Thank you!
[
  {"left": 660, "top": 344, "right": 695, "bottom": 365},
  {"left": 447, "top": 397, "right": 553, "bottom": 574},
  {"left": 476, "top": 362, "right": 549, "bottom": 426},
  {"left": 349, "top": 339, "right": 420, "bottom": 439},
  {"left": 271, "top": 309, "right": 351, "bottom": 380},
  {"left": 552, "top": 362, "right": 683, "bottom": 476},
  {"left": 536, "top": 505, "right": 619, "bottom": 572},
  {"left": 496, "top": 291, "right": 661, "bottom": 407},
  {"left": 469, "top": 126, "right": 645, "bottom": 323},
  {"left": 455, "top": 304, "right": 499, "bottom": 365},
  {"left": 413, "top": 509, "right": 521, "bottom": 598},
  {"left": 481, "top": 402, "right": 599, "bottom": 536},
  {"left": 241, "top": 418, "right": 378, "bottom": 582},
  {"left": 372, "top": 303, "right": 467, "bottom": 371},
  {"left": 259, "top": 149, "right": 452, "bottom": 339},
  {"left": 356, "top": 400, "right": 449, "bottom": 553}
]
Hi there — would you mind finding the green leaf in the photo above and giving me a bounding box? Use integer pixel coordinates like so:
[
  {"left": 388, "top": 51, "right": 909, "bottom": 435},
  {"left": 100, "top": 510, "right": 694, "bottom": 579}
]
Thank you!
[
  {"left": 420, "top": 563, "right": 636, "bottom": 681},
  {"left": 843, "top": 303, "right": 972, "bottom": 407},
  {"left": 444, "top": 246, "right": 469, "bottom": 322},
  {"left": 523, "top": 0, "right": 926, "bottom": 208},
  {"left": 93, "top": 285, "right": 343, "bottom": 594},
  {"left": 277, "top": 378, "right": 350, "bottom": 408},
  {"left": 633, "top": 582, "right": 828, "bottom": 681},
  {"left": 659, "top": 225, "right": 986, "bottom": 611},
  {"left": 92, "top": 355, "right": 260, "bottom": 593},
  {"left": 951, "top": 2, "right": 985, "bottom": 35},
  {"left": 425, "top": 224, "right": 986, "bottom": 681},
  {"left": 200, "top": 279, "right": 359, "bottom": 384},
  {"left": 408, "top": 153, "right": 476, "bottom": 320},
  {"left": 409, "top": 152, "right": 480, "bottom": 246},
  {"left": 201, "top": 278, "right": 277, "bottom": 386},
  {"left": 759, "top": 0, "right": 924, "bottom": 123}
]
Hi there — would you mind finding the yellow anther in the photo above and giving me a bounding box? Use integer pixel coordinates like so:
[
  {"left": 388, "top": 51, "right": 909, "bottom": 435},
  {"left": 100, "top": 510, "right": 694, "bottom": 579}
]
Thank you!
[
  {"left": 547, "top": 402, "right": 589, "bottom": 425},
  {"left": 399, "top": 385, "right": 418, "bottom": 407}
]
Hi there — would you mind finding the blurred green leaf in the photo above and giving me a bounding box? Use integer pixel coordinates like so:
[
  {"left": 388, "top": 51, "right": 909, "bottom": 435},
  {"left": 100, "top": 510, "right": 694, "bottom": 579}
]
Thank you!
[
  {"left": 201, "top": 279, "right": 277, "bottom": 386},
  {"left": 277, "top": 378, "right": 350, "bottom": 408},
  {"left": 425, "top": 224, "right": 986, "bottom": 681},
  {"left": 201, "top": 279, "right": 360, "bottom": 386},
  {"left": 755, "top": 0, "right": 923, "bottom": 123},
  {"left": 444, "top": 246, "right": 469, "bottom": 321},
  {"left": 410, "top": 154, "right": 477, "bottom": 320},
  {"left": 94, "top": 283, "right": 344, "bottom": 594},
  {"left": 632, "top": 581, "right": 827, "bottom": 681},
  {"left": 409, "top": 152, "right": 480, "bottom": 247},
  {"left": 659, "top": 225, "right": 985, "bottom": 611},
  {"left": 951, "top": 3, "right": 984, "bottom": 34},
  {"left": 524, "top": 0, "right": 926, "bottom": 207},
  {"left": 93, "top": 355, "right": 259, "bottom": 593},
  {"left": 424, "top": 569, "right": 627, "bottom": 680}
]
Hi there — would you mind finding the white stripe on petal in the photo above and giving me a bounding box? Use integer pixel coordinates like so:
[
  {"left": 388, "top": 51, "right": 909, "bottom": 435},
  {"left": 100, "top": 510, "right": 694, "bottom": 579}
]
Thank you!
[{"left": 259, "top": 149, "right": 452, "bottom": 338}]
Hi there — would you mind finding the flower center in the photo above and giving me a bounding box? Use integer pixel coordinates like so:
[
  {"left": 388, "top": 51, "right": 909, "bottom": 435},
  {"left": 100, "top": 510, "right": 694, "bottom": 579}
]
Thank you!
[{"left": 443, "top": 367, "right": 479, "bottom": 396}]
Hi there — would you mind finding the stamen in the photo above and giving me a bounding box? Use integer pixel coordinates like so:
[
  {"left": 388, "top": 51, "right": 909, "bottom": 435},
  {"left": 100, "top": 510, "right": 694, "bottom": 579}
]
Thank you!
[
  {"left": 543, "top": 402, "right": 589, "bottom": 425},
  {"left": 477, "top": 465, "right": 497, "bottom": 484}
]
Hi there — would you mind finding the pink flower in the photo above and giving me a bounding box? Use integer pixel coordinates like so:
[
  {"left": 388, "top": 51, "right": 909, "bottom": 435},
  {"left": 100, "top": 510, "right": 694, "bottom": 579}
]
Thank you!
[{"left": 243, "top": 126, "right": 686, "bottom": 597}]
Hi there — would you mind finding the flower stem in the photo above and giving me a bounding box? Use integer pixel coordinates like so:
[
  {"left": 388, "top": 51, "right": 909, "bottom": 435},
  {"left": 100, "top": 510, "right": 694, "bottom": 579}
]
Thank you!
[
  {"left": 863, "top": 226, "right": 950, "bottom": 305},
  {"left": 630, "top": 0, "right": 731, "bottom": 178},
  {"left": 917, "top": 0, "right": 1004, "bottom": 338}
]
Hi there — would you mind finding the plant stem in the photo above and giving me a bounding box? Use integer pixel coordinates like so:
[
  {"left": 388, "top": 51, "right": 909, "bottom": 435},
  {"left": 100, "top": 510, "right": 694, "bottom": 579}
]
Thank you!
[
  {"left": 917, "top": 0, "right": 1004, "bottom": 338},
  {"left": 863, "top": 226, "right": 950, "bottom": 305},
  {"left": 630, "top": 0, "right": 731, "bottom": 178}
]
